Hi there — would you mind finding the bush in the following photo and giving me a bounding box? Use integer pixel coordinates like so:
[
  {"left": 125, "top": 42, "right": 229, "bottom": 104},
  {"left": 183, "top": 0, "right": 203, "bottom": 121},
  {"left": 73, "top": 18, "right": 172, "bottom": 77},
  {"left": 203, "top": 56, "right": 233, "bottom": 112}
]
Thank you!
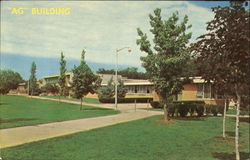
[
  {"left": 99, "top": 97, "right": 153, "bottom": 103},
  {"left": 195, "top": 104, "right": 205, "bottom": 117},
  {"left": 177, "top": 103, "right": 189, "bottom": 117},
  {"left": 150, "top": 101, "right": 163, "bottom": 108},
  {"left": 168, "top": 103, "right": 176, "bottom": 116},
  {"left": 205, "top": 104, "right": 224, "bottom": 116}
]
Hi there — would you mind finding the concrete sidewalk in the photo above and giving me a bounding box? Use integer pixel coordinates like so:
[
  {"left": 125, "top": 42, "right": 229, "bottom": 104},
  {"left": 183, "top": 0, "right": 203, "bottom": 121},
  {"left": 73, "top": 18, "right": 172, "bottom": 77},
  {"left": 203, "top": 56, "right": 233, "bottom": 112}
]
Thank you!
[{"left": 0, "top": 96, "right": 161, "bottom": 149}]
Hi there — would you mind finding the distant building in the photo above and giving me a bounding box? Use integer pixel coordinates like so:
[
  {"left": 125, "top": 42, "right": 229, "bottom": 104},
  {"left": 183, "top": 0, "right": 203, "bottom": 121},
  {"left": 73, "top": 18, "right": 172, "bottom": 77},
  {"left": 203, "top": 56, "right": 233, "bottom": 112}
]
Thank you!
[{"left": 41, "top": 72, "right": 224, "bottom": 105}]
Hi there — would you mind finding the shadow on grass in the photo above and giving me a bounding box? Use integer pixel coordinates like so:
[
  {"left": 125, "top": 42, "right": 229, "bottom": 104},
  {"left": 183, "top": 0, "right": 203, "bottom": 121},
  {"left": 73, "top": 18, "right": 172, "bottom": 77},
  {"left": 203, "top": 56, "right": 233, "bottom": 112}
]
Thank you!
[
  {"left": 231, "top": 117, "right": 250, "bottom": 123},
  {"left": 0, "top": 103, "right": 8, "bottom": 105},
  {"left": 213, "top": 152, "right": 250, "bottom": 160},
  {"left": 170, "top": 116, "right": 206, "bottom": 121},
  {"left": 82, "top": 108, "right": 111, "bottom": 111},
  {"left": 0, "top": 118, "right": 39, "bottom": 123},
  {"left": 225, "top": 131, "right": 242, "bottom": 137}
]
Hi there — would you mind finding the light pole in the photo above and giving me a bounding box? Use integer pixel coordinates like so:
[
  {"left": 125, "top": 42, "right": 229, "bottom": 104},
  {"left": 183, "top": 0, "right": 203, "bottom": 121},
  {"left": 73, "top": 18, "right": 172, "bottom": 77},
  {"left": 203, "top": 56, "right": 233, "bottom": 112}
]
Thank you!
[{"left": 115, "top": 47, "right": 131, "bottom": 109}]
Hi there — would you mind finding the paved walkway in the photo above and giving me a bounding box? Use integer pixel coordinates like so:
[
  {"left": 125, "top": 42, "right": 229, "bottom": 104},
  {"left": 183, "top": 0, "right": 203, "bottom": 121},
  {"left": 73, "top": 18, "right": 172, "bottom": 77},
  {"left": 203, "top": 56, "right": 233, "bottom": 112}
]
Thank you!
[{"left": 0, "top": 96, "right": 161, "bottom": 149}]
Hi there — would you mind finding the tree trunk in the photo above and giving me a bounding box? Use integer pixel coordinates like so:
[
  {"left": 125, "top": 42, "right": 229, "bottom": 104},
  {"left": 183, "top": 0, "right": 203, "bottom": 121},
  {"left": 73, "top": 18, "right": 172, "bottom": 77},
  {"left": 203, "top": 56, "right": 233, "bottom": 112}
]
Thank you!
[
  {"left": 80, "top": 98, "right": 83, "bottom": 111},
  {"left": 163, "top": 103, "right": 169, "bottom": 121},
  {"left": 235, "top": 86, "right": 241, "bottom": 160},
  {"left": 222, "top": 98, "right": 227, "bottom": 138}
]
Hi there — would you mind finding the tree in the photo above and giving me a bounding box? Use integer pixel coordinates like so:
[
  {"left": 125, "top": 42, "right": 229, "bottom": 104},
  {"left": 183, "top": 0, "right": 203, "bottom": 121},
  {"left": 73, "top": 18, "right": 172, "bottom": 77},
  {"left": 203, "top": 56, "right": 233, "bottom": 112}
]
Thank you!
[
  {"left": 71, "top": 50, "right": 100, "bottom": 110},
  {"left": 191, "top": 2, "right": 249, "bottom": 159},
  {"left": 58, "top": 52, "right": 67, "bottom": 101},
  {"left": 97, "top": 77, "right": 127, "bottom": 99},
  {"left": 98, "top": 77, "right": 115, "bottom": 99},
  {"left": 29, "top": 62, "right": 38, "bottom": 96},
  {"left": 0, "top": 69, "right": 23, "bottom": 94},
  {"left": 137, "top": 8, "right": 192, "bottom": 121},
  {"left": 117, "top": 79, "right": 127, "bottom": 98},
  {"left": 41, "top": 83, "right": 59, "bottom": 94}
]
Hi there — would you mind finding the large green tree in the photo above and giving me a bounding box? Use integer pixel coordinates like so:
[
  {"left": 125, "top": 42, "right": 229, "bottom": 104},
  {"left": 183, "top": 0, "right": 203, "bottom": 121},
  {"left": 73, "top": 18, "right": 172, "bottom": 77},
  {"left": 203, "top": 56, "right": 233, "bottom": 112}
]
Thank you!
[
  {"left": 0, "top": 69, "right": 23, "bottom": 94},
  {"left": 58, "top": 52, "right": 67, "bottom": 101},
  {"left": 29, "top": 62, "right": 38, "bottom": 96},
  {"left": 71, "top": 50, "right": 100, "bottom": 110},
  {"left": 191, "top": 2, "right": 249, "bottom": 160},
  {"left": 137, "top": 8, "right": 192, "bottom": 121}
]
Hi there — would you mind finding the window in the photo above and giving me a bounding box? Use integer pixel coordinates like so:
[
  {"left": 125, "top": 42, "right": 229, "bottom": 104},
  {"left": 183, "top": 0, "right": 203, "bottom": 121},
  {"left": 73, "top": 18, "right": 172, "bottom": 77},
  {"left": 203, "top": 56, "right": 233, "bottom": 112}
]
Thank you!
[
  {"left": 196, "top": 84, "right": 203, "bottom": 98},
  {"left": 196, "top": 83, "right": 214, "bottom": 99}
]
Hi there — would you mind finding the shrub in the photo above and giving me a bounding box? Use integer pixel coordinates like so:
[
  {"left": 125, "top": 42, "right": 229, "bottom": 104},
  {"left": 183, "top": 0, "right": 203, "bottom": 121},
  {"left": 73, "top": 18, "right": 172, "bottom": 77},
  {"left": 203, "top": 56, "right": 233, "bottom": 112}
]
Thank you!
[
  {"left": 177, "top": 103, "right": 189, "bottom": 117},
  {"left": 195, "top": 104, "right": 205, "bottom": 117},
  {"left": 167, "top": 103, "right": 176, "bottom": 117},
  {"left": 205, "top": 104, "right": 224, "bottom": 116},
  {"left": 99, "top": 97, "right": 153, "bottom": 103},
  {"left": 150, "top": 101, "right": 163, "bottom": 108}
]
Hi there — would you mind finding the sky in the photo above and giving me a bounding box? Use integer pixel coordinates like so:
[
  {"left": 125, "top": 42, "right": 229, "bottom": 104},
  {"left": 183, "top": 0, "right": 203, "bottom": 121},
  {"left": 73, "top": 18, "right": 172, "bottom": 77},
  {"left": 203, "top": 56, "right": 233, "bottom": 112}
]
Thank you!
[{"left": 0, "top": 1, "right": 229, "bottom": 79}]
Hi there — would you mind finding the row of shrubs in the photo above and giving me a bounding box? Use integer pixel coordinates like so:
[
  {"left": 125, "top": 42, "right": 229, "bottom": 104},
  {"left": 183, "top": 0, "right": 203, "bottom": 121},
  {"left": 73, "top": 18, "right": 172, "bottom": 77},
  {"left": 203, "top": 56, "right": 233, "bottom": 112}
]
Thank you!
[
  {"left": 150, "top": 100, "right": 225, "bottom": 117},
  {"left": 99, "top": 97, "right": 153, "bottom": 103}
]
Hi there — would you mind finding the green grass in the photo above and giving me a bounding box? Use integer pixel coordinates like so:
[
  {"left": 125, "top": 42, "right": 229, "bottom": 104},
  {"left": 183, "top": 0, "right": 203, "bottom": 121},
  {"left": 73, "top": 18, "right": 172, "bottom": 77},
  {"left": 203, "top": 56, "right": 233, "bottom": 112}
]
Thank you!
[
  {"left": 0, "top": 95, "right": 118, "bottom": 129},
  {"left": 1, "top": 115, "right": 249, "bottom": 160},
  {"left": 42, "top": 95, "right": 100, "bottom": 104}
]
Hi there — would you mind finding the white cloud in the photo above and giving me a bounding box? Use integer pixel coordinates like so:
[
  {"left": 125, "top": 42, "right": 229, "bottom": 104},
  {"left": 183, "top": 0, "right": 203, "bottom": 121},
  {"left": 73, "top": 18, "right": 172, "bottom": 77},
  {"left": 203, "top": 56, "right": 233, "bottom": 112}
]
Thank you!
[{"left": 1, "top": 1, "right": 214, "bottom": 68}]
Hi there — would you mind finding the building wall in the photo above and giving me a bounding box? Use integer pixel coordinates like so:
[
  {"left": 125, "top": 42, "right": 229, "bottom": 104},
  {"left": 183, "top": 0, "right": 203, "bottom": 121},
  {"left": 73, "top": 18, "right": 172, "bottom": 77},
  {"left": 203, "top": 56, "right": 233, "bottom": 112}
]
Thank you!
[{"left": 181, "top": 84, "right": 197, "bottom": 100}]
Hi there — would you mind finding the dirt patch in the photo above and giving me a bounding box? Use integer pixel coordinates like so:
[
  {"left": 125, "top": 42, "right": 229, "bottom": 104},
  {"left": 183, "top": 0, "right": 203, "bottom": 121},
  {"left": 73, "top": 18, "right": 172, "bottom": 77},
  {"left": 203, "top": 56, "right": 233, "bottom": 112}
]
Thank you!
[
  {"left": 0, "top": 118, "right": 39, "bottom": 123},
  {"left": 215, "top": 137, "right": 235, "bottom": 142}
]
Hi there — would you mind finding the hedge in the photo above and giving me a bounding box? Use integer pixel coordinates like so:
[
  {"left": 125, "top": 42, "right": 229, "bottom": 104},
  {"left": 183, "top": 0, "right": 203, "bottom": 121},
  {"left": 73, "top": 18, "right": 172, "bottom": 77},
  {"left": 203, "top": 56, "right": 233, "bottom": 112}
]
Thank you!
[
  {"left": 150, "top": 100, "right": 224, "bottom": 117},
  {"left": 205, "top": 104, "right": 224, "bottom": 116},
  {"left": 99, "top": 97, "right": 153, "bottom": 103}
]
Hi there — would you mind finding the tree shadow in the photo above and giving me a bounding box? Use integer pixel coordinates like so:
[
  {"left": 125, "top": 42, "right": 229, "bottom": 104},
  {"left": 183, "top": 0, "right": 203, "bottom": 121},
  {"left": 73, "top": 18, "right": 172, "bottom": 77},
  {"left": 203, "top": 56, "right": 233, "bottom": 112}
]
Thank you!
[
  {"left": 213, "top": 152, "right": 250, "bottom": 160},
  {"left": 225, "top": 131, "right": 242, "bottom": 137},
  {"left": 240, "top": 117, "right": 250, "bottom": 123},
  {"left": 170, "top": 116, "right": 206, "bottom": 121},
  {"left": 0, "top": 103, "right": 8, "bottom": 105},
  {"left": 231, "top": 117, "right": 250, "bottom": 123},
  {"left": 0, "top": 118, "right": 40, "bottom": 123},
  {"left": 82, "top": 107, "right": 110, "bottom": 111}
]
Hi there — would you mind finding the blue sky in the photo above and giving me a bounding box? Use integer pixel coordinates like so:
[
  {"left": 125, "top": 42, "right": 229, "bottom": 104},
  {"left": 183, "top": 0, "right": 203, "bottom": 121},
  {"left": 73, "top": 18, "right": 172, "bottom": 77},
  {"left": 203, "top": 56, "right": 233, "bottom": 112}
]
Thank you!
[{"left": 1, "top": 1, "right": 229, "bottom": 79}]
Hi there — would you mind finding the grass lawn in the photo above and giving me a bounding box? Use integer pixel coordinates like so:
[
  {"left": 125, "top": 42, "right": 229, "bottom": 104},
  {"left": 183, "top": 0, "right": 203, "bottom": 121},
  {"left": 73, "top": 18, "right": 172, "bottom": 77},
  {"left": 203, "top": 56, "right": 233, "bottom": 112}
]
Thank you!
[
  {"left": 1, "top": 115, "right": 249, "bottom": 160},
  {"left": 0, "top": 95, "right": 118, "bottom": 129},
  {"left": 41, "top": 95, "right": 100, "bottom": 104}
]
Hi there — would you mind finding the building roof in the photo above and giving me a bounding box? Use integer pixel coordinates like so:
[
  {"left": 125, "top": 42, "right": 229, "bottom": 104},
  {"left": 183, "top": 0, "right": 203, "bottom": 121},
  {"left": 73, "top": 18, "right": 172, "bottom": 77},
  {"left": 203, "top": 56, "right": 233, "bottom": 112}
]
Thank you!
[{"left": 43, "top": 70, "right": 73, "bottom": 79}]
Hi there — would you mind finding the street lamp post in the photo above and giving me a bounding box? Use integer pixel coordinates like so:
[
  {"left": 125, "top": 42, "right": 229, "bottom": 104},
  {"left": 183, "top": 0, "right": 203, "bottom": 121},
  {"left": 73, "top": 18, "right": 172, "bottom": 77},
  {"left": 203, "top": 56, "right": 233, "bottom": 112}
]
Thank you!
[{"left": 115, "top": 47, "right": 131, "bottom": 109}]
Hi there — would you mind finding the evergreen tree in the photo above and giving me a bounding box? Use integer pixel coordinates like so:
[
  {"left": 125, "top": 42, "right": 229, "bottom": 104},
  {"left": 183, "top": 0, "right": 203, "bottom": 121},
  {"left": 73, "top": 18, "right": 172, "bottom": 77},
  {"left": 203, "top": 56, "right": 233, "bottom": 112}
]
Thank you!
[
  {"left": 71, "top": 50, "right": 100, "bottom": 110},
  {"left": 137, "top": 8, "right": 192, "bottom": 121},
  {"left": 29, "top": 62, "right": 37, "bottom": 96},
  {"left": 58, "top": 52, "right": 67, "bottom": 101}
]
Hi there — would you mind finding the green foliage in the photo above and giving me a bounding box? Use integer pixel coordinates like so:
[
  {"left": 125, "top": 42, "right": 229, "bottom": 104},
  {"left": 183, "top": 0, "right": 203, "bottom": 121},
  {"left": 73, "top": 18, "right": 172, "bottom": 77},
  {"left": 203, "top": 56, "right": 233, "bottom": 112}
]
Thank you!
[
  {"left": 136, "top": 8, "right": 192, "bottom": 112},
  {"left": 58, "top": 52, "right": 67, "bottom": 96},
  {"left": 166, "top": 101, "right": 206, "bottom": 117},
  {"left": 99, "top": 97, "right": 152, "bottom": 103},
  {"left": 97, "top": 77, "right": 127, "bottom": 99},
  {"left": 71, "top": 50, "right": 100, "bottom": 100},
  {"left": 191, "top": 4, "right": 250, "bottom": 99},
  {"left": 29, "top": 62, "right": 38, "bottom": 95},
  {"left": 117, "top": 79, "right": 127, "bottom": 98},
  {"left": 41, "top": 83, "right": 59, "bottom": 94},
  {"left": 98, "top": 77, "right": 115, "bottom": 99},
  {"left": 205, "top": 104, "right": 224, "bottom": 116},
  {"left": 97, "top": 67, "right": 148, "bottom": 79},
  {"left": 150, "top": 101, "right": 163, "bottom": 108},
  {"left": 0, "top": 69, "right": 23, "bottom": 94}
]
